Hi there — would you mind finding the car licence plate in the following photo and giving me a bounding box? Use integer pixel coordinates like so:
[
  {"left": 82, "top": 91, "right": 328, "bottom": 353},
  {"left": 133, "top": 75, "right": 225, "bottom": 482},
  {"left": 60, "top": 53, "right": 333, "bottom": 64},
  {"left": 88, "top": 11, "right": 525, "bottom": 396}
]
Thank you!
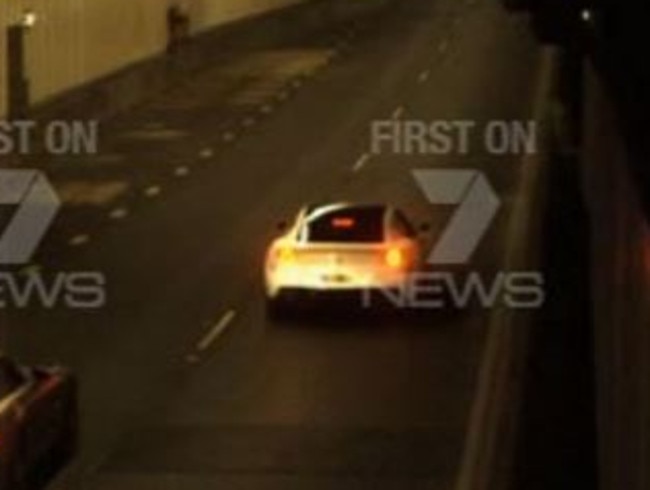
[{"left": 322, "top": 273, "right": 349, "bottom": 284}]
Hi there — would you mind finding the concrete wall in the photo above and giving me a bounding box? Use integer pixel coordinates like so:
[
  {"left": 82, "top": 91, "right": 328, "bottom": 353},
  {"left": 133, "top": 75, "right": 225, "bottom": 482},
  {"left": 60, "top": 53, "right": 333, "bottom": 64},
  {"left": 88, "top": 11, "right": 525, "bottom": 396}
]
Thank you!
[
  {"left": 0, "top": 0, "right": 304, "bottom": 117},
  {"left": 582, "top": 61, "right": 650, "bottom": 490},
  {"left": 191, "top": 0, "right": 303, "bottom": 30}
]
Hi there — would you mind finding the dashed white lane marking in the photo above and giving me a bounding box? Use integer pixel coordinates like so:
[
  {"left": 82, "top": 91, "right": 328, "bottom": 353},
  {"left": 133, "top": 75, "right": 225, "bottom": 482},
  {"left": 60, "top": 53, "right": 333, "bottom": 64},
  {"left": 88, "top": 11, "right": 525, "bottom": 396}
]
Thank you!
[
  {"left": 57, "top": 181, "right": 128, "bottom": 207},
  {"left": 109, "top": 207, "right": 129, "bottom": 220},
  {"left": 242, "top": 117, "right": 256, "bottom": 128},
  {"left": 144, "top": 185, "right": 161, "bottom": 197},
  {"left": 418, "top": 70, "right": 431, "bottom": 83},
  {"left": 19, "top": 264, "right": 41, "bottom": 276},
  {"left": 276, "top": 91, "right": 289, "bottom": 101},
  {"left": 199, "top": 148, "right": 214, "bottom": 159},
  {"left": 222, "top": 131, "right": 236, "bottom": 142},
  {"left": 352, "top": 153, "right": 371, "bottom": 172},
  {"left": 439, "top": 40, "right": 449, "bottom": 54},
  {"left": 69, "top": 234, "right": 90, "bottom": 247},
  {"left": 143, "top": 122, "right": 165, "bottom": 130},
  {"left": 260, "top": 104, "right": 274, "bottom": 115},
  {"left": 174, "top": 166, "right": 190, "bottom": 177},
  {"left": 392, "top": 106, "right": 405, "bottom": 120},
  {"left": 196, "top": 310, "right": 237, "bottom": 352},
  {"left": 291, "top": 79, "right": 303, "bottom": 89}
]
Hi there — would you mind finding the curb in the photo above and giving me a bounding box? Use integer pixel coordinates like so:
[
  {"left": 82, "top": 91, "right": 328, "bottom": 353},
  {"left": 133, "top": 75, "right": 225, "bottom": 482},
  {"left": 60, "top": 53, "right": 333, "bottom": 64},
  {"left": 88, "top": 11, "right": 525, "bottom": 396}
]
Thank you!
[{"left": 454, "top": 46, "right": 560, "bottom": 490}]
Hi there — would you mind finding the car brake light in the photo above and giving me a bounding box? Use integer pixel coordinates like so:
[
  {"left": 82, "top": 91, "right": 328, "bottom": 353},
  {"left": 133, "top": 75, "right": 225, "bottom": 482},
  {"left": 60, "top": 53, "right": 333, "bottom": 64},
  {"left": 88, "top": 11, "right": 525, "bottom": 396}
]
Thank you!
[
  {"left": 275, "top": 246, "right": 295, "bottom": 264},
  {"left": 332, "top": 217, "right": 355, "bottom": 229},
  {"left": 385, "top": 247, "right": 404, "bottom": 269}
]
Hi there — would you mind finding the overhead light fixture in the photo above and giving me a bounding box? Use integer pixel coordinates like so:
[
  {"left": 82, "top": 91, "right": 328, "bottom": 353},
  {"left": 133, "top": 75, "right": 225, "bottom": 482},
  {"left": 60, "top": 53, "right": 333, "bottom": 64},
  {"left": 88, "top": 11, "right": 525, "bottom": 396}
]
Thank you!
[{"left": 21, "top": 10, "right": 37, "bottom": 29}]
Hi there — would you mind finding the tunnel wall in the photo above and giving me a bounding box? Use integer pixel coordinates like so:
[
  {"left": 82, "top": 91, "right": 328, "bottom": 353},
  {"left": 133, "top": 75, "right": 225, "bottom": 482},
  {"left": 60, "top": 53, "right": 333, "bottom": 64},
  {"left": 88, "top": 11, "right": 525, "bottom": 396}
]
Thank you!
[
  {"left": 0, "top": 0, "right": 305, "bottom": 118},
  {"left": 582, "top": 61, "right": 650, "bottom": 490},
  {"left": 192, "top": 0, "right": 305, "bottom": 31}
]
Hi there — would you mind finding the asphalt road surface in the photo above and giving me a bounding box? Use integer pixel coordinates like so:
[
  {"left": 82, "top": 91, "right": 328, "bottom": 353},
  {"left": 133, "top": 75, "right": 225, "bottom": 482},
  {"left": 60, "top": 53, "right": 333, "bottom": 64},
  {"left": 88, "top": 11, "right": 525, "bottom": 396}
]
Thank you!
[{"left": 5, "top": 0, "right": 544, "bottom": 488}]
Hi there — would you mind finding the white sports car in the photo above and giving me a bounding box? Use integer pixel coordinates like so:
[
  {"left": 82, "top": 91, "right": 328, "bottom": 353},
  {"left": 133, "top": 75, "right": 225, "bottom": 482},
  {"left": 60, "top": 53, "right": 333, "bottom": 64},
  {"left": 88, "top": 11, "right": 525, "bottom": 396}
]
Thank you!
[{"left": 264, "top": 203, "right": 423, "bottom": 316}]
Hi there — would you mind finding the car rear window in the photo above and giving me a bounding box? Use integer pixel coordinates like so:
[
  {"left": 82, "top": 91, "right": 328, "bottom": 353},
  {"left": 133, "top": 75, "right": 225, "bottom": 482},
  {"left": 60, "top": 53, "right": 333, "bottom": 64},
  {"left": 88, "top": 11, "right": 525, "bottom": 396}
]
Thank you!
[{"left": 306, "top": 206, "right": 385, "bottom": 243}]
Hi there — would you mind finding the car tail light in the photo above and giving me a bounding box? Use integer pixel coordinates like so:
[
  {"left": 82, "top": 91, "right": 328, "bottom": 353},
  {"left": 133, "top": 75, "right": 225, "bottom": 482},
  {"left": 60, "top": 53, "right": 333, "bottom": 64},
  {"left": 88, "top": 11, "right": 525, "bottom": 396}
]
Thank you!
[
  {"left": 275, "top": 246, "right": 295, "bottom": 264},
  {"left": 385, "top": 247, "right": 405, "bottom": 269}
]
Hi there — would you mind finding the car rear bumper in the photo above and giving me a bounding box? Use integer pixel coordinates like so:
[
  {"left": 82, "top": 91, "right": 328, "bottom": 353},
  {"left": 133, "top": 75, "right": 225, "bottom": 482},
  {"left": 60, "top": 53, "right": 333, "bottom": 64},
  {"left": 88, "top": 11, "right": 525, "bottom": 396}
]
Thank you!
[
  {"left": 266, "top": 270, "right": 410, "bottom": 296},
  {"left": 269, "top": 285, "right": 409, "bottom": 309}
]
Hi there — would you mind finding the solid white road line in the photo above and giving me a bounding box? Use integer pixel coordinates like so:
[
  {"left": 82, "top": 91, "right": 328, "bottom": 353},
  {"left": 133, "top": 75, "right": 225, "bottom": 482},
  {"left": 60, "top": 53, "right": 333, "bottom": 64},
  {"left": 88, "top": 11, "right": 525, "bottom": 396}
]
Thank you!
[
  {"left": 454, "top": 48, "right": 558, "bottom": 490},
  {"left": 196, "top": 310, "right": 237, "bottom": 352}
]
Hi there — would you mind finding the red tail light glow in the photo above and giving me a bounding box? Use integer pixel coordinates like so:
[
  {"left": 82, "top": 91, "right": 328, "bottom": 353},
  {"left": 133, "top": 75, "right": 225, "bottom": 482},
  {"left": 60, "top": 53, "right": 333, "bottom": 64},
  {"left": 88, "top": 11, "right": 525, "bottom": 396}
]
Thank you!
[
  {"left": 275, "top": 246, "right": 295, "bottom": 264},
  {"left": 385, "top": 247, "right": 404, "bottom": 269},
  {"left": 332, "top": 217, "right": 355, "bottom": 228}
]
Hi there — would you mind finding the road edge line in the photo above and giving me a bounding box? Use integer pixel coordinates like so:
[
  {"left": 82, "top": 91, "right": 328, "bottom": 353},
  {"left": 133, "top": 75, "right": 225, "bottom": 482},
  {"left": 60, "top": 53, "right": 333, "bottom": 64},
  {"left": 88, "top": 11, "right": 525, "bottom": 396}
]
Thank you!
[{"left": 454, "top": 46, "right": 559, "bottom": 490}]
